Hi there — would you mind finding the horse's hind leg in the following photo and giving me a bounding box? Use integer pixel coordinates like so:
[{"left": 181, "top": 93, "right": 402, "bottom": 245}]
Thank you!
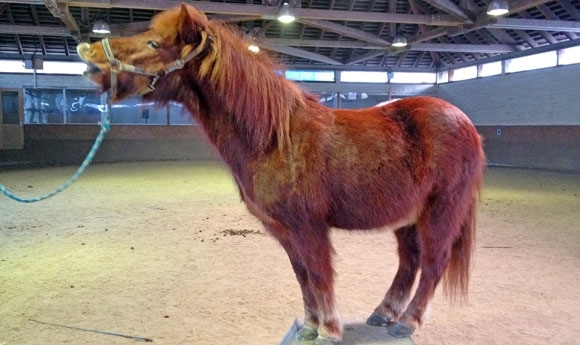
[
  {"left": 367, "top": 225, "right": 420, "bottom": 327},
  {"left": 388, "top": 196, "right": 463, "bottom": 338}
]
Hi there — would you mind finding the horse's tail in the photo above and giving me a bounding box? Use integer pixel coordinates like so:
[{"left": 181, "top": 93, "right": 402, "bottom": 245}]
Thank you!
[{"left": 444, "top": 173, "right": 482, "bottom": 303}]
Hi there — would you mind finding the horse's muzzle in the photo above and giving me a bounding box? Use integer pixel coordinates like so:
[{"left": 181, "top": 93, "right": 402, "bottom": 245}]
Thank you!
[
  {"left": 76, "top": 42, "right": 92, "bottom": 60},
  {"left": 83, "top": 64, "right": 102, "bottom": 77}
]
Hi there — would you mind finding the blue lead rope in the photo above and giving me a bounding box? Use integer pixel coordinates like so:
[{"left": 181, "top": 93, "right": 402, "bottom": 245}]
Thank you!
[{"left": 0, "top": 119, "right": 110, "bottom": 203}]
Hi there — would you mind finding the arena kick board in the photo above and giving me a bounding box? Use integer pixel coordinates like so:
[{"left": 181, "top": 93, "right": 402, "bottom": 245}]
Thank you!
[{"left": 279, "top": 318, "right": 415, "bottom": 345}]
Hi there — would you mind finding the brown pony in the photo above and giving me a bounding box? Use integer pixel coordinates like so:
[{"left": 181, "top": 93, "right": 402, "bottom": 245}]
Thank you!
[{"left": 77, "top": 4, "right": 484, "bottom": 344}]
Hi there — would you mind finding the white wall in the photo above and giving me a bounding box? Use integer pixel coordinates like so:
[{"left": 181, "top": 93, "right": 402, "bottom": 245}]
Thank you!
[
  {"left": 0, "top": 73, "right": 95, "bottom": 89},
  {"left": 435, "top": 63, "right": 580, "bottom": 125}
]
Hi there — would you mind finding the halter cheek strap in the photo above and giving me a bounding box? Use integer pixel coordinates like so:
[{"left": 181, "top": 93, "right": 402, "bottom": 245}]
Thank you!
[{"left": 101, "top": 31, "right": 212, "bottom": 96}]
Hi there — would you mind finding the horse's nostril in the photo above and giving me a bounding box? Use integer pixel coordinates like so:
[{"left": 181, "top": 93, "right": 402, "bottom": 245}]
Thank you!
[{"left": 76, "top": 43, "right": 92, "bottom": 57}]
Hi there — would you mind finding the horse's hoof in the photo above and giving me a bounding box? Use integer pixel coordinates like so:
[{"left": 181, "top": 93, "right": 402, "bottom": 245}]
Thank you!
[
  {"left": 366, "top": 312, "right": 391, "bottom": 327},
  {"left": 387, "top": 321, "right": 415, "bottom": 338},
  {"left": 296, "top": 325, "right": 318, "bottom": 341},
  {"left": 311, "top": 337, "right": 339, "bottom": 345}
]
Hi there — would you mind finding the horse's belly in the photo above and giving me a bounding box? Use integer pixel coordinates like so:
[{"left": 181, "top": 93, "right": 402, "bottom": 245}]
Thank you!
[{"left": 327, "top": 201, "right": 420, "bottom": 231}]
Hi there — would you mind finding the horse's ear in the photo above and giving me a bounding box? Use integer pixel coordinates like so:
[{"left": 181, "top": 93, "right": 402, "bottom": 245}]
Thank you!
[{"left": 178, "top": 3, "right": 208, "bottom": 44}]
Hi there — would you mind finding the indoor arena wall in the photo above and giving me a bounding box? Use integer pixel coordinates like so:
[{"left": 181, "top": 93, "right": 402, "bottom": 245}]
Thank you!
[{"left": 436, "top": 63, "right": 580, "bottom": 172}]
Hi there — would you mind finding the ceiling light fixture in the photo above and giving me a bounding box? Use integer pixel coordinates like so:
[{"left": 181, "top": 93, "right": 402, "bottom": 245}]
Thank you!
[
  {"left": 392, "top": 35, "right": 407, "bottom": 48},
  {"left": 487, "top": 0, "right": 509, "bottom": 16},
  {"left": 92, "top": 19, "right": 111, "bottom": 34},
  {"left": 248, "top": 42, "right": 260, "bottom": 53},
  {"left": 246, "top": 32, "right": 260, "bottom": 53},
  {"left": 278, "top": 2, "right": 296, "bottom": 24}
]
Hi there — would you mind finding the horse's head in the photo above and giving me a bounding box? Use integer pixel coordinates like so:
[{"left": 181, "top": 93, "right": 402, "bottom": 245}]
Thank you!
[{"left": 77, "top": 4, "right": 212, "bottom": 102}]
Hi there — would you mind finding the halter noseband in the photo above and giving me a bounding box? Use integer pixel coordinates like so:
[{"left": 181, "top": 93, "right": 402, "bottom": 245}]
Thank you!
[{"left": 100, "top": 31, "right": 212, "bottom": 95}]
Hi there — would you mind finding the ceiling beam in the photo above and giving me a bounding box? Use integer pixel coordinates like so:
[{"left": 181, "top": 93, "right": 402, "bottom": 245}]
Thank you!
[
  {"left": 432, "top": 0, "right": 555, "bottom": 39},
  {"left": 298, "top": 19, "right": 391, "bottom": 46},
  {"left": 485, "top": 28, "right": 520, "bottom": 45},
  {"left": 43, "top": 0, "right": 81, "bottom": 41},
  {"left": 420, "top": 0, "right": 471, "bottom": 22},
  {"left": 0, "top": 22, "right": 522, "bottom": 54},
  {"left": 262, "top": 38, "right": 518, "bottom": 53},
  {"left": 408, "top": 27, "right": 448, "bottom": 44},
  {"left": 263, "top": 38, "right": 382, "bottom": 49},
  {"left": 0, "top": 24, "right": 71, "bottom": 36},
  {"left": 5, "top": 5, "right": 24, "bottom": 55},
  {"left": 108, "top": 20, "right": 149, "bottom": 35},
  {"left": 0, "top": 0, "right": 44, "bottom": 3},
  {"left": 62, "top": 0, "right": 464, "bottom": 25},
  {"left": 388, "top": 0, "right": 397, "bottom": 39},
  {"left": 514, "top": 30, "right": 539, "bottom": 48},
  {"left": 408, "top": 0, "right": 441, "bottom": 70},
  {"left": 487, "top": 18, "right": 580, "bottom": 33},
  {"left": 441, "top": 37, "right": 580, "bottom": 70},
  {"left": 211, "top": 15, "right": 261, "bottom": 23},
  {"left": 30, "top": 5, "right": 47, "bottom": 54},
  {"left": 410, "top": 43, "right": 517, "bottom": 53},
  {"left": 262, "top": 44, "right": 344, "bottom": 65},
  {"left": 538, "top": 4, "right": 577, "bottom": 40},
  {"left": 103, "top": 12, "right": 432, "bottom": 49},
  {"left": 3, "top": 34, "right": 579, "bottom": 75},
  {"left": 344, "top": 50, "right": 386, "bottom": 65},
  {"left": 458, "top": 0, "right": 479, "bottom": 16},
  {"left": 0, "top": 0, "right": 558, "bottom": 25},
  {"left": 13, "top": 0, "right": 564, "bottom": 42},
  {"left": 559, "top": 0, "right": 580, "bottom": 21},
  {"left": 0, "top": 22, "right": 518, "bottom": 55},
  {"left": 508, "top": 0, "right": 555, "bottom": 14}
]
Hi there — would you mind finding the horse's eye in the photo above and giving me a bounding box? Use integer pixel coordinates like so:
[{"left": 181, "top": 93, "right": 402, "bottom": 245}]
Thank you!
[{"left": 147, "top": 41, "right": 160, "bottom": 49}]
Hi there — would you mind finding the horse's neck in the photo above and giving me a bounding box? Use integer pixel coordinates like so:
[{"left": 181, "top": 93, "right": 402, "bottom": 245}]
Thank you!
[
  {"left": 184, "top": 98, "right": 260, "bottom": 169},
  {"left": 192, "top": 29, "right": 299, "bottom": 153},
  {"left": 175, "top": 70, "right": 261, "bottom": 161}
]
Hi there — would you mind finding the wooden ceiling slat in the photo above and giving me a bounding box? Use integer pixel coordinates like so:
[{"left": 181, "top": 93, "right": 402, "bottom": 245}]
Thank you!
[{"left": 0, "top": 0, "right": 578, "bottom": 71}]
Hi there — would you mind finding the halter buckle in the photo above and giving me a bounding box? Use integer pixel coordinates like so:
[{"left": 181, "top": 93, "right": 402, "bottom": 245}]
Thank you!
[
  {"left": 148, "top": 75, "right": 159, "bottom": 90},
  {"left": 174, "top": 59, "right": 185, "bottom": 69}
]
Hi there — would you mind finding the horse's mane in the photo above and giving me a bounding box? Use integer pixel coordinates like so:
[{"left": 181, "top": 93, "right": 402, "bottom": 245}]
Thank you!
[{"left": 154, "top": 6, "right": 312, "bottom": 152}]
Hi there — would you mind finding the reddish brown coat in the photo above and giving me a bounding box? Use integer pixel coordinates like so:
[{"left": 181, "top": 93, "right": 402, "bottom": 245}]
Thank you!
[{"left": 76, "top": 4, "right": 485, "bottom": 343}]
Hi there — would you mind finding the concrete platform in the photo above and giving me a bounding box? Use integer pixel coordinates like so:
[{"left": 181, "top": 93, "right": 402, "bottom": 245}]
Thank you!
[{"left": 279, "top": 318, "right": 415, "bottom": 345}]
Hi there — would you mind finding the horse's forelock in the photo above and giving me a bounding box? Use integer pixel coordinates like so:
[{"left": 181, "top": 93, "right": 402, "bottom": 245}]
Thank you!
[
  {"left": 149, "top": 4, "right": 208, "bottom": 44},
  {"left": 147, "top": 9, "right": 179, "bottom": 43}
]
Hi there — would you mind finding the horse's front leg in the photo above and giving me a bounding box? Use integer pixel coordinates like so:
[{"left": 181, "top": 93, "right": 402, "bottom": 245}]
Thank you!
[
  {"left": 292, "top": 223, "right": 342, "bottom": 345},
  {"left": 265, "top": 223, "right": 320, "bottom": 340},
  {"left": 266, "top": 221, "right": 342, "bottom": 344}
]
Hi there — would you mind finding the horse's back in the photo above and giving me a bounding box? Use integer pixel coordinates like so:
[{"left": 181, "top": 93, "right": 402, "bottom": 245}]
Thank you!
[
  {"left": 324, "top": 96, "right": 483, "bottom": 230},
  {"left": 362, "top": 96, "right": 481, "bottom": 165},
  {"left": 377, "top": 96, "right": 483, "bottom": 187},
  {"left": 331, "top": 96, "right": 482, "bottom": 172},
  {"left": 375, "top": 96, "right": 477, "bottom": 137}
]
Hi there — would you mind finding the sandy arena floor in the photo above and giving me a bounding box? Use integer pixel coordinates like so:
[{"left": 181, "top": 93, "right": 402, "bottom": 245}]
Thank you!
[{"left": 1, "top": 161, "right": 579, "bottom": 345}]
